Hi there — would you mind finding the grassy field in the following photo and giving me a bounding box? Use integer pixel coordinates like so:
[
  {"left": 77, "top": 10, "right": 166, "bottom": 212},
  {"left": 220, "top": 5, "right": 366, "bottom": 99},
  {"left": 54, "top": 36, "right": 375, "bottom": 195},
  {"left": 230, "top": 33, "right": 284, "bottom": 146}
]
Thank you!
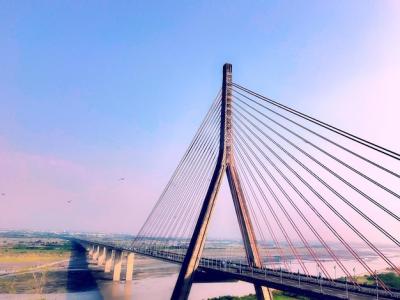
[
  {"left": 337, "top": 272, "right": 400, "bottom": 289},
  {"left": 0, "top": 240, "right": 71, "bottom": 267},
  {"left": 0, "top": 239, "right": 73, "bottom": 294},
  {"left": 209, "top": 290, "right": 309, "bottom": 300},
  {"left": 368, "top": 272, "right": 400, "bottom": 289},
  {"left": 210, "top": 272, "right": 400, "bottom": 299}
]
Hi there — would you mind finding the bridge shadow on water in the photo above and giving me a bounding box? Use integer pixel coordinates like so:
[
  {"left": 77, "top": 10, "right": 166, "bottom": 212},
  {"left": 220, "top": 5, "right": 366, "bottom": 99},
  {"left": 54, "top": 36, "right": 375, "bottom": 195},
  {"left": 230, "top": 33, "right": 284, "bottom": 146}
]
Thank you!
[{"left": 66, "top": 242, "right": 104, "bottom": 299}]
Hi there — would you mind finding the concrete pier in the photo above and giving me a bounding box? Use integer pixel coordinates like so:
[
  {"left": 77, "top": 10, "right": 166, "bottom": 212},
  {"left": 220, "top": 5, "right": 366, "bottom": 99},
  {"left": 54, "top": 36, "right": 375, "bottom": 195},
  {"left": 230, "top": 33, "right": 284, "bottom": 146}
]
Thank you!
[
  {"left": 89, "top": 245, "right": 94, "bottom": 257},
  {"left": 105, "top": 249, "right": 114, "bottom": 273},
  {"left": 113, "top": 250, "right": 123, "bottom": 281},
  {"left": 98, "top": 246, "right": 107, "bottom": 265},
  {"left": 125, "top": 252, "right": 135, "bottom": 281},
  {"left": 93, "top": 245, "right": 100, "bottom": 261}
]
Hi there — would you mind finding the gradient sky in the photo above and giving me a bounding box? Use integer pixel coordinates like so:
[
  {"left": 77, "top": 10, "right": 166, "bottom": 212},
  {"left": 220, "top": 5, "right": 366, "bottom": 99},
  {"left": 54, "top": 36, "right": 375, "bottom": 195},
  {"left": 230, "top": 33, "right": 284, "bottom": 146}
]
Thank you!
[{"left": 1, "top": 1, "right": 399, "bottom": 236}]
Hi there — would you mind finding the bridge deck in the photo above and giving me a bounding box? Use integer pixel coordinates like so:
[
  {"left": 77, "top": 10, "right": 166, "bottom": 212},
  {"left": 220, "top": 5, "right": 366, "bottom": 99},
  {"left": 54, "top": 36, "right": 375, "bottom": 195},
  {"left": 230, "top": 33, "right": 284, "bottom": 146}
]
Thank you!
[{"left": 75, "top": 239, "right": 400, "bottom": 300}]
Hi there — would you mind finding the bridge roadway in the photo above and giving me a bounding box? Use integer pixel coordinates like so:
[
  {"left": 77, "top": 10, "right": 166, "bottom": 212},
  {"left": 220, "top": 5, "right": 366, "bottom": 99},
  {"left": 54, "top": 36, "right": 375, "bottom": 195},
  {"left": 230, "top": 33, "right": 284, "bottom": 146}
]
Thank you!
[{"left": 74, "top": 238, "right": 400, "bottom": 300}]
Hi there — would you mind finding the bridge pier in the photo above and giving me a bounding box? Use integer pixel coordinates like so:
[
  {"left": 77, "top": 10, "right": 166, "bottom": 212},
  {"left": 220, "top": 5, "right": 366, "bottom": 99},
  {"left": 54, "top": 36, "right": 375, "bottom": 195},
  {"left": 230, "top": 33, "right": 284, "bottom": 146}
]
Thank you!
[
  {"left": 88, "top": 244, "right": 94, "bottom": 257},
  {"left": 104, "top": 248, "right": 114, "bottom": 273},
  {"left": 125, "top": 253, "right": 135, "bottom": 281},
  {"left": 98, "top": 246, "right": 107, "bottom": 265},
  {"left": 255, "top": 286, "right": 272, "bottom": 300},
  {"left": 113, "top": 250, "right": 123, "bottom": 281},
  {"left": 83, "top": 245, "right": 135, "bottom": 282},
  {"left": 93, "top": 245, "right": 100, "bottom": 261}
]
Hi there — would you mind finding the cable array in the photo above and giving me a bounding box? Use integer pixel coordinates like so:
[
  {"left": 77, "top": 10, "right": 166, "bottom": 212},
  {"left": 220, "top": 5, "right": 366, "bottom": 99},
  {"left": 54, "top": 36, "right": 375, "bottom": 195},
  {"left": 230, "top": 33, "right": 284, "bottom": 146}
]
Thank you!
[
  {"left": 131, "top": 92, "right": 222, "bottom": 257},
  {"left": 231, "top": 83, "right": 400, "bottom": 289}
]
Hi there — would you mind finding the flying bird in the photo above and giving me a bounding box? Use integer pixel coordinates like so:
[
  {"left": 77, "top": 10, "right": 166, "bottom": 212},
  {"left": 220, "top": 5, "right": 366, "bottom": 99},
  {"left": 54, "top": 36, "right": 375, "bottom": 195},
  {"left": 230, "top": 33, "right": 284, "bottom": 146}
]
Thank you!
[
  {"left": 67, "top": 200, "right": 72, "bottom": 204},
  {"left": 1, "top": 193, "right": 5, "bottom": 196},
  {"left": 119, "top": 177, "right": 125, "bottom": 181}
]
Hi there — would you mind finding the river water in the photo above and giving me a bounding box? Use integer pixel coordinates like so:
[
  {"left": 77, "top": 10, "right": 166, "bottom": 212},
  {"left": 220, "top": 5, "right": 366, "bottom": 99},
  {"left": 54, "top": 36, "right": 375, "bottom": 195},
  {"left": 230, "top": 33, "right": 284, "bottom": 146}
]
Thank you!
[
  {"left": 0, "top": 245, "right": 399, "bottom": 299},
  {"left": 0, "top": 270, "right": 255, "bottom": 300}
]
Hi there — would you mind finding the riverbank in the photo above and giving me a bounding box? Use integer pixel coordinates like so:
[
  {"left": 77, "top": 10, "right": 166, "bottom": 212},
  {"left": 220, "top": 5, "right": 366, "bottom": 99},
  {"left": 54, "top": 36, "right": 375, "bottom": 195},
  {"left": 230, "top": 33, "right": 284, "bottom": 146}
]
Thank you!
[
  {"left": 0, "top": 238, "right": 71, "bottom": 274},
  {"left": 209, "top": 290, "right": 309, "bottom": 299}
]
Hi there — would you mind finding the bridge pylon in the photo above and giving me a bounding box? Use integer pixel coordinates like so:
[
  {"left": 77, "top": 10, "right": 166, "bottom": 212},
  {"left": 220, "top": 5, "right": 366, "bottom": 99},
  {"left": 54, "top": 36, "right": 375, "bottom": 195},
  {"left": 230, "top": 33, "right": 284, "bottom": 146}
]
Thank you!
[{"left": 171, "top": 64, "right": 272, "bottom": 300}]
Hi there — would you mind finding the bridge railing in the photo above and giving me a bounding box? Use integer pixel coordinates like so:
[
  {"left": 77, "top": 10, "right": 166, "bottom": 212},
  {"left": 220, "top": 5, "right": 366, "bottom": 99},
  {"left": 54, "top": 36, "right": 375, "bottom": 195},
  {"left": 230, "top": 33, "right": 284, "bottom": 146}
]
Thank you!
[{"left": 133, "top": 245, "right": 400, "bottom": 298}]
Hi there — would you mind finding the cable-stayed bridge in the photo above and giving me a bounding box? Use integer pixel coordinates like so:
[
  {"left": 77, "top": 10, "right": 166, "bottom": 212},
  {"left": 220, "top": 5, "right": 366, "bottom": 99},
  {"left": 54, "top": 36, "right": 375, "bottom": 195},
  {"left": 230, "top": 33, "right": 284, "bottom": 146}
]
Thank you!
[{"left": 73, "top": 64, "right": 400, "bottom": 300}]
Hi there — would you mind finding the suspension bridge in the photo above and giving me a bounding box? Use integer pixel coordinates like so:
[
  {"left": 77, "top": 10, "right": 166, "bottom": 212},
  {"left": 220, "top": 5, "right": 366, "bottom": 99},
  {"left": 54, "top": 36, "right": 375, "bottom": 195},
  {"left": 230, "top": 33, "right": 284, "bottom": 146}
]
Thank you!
[{"left": 73, "top": 64, "right": 400, "bottom": 299}]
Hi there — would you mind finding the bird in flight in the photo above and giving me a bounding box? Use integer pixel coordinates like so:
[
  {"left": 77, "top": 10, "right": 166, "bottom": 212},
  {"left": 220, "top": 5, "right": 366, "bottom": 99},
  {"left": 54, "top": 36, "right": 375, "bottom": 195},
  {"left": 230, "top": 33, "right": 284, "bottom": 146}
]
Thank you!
[
  {"left": 1, "top": 193, "right": 5, "bottom": 196},
  {"left": 119, "top": 177, "right": 125, "bottom": 181},
  {"left": 67, "top": 200, "right": 72, "bottom": 204}
]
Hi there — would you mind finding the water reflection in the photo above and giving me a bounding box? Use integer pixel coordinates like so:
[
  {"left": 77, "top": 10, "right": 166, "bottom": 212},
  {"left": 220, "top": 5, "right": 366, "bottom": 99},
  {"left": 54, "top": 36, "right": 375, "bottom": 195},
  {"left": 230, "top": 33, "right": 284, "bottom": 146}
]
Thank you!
[{"left": 66, "top": 242, "right": 103, "bottom": 299}]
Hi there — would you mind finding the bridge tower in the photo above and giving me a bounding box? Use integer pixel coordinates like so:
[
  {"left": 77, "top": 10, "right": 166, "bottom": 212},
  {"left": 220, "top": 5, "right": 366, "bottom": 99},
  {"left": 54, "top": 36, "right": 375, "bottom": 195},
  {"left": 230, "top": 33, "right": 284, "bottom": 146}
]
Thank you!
[{"left": 171, "top": 64, "right": 272, "bottom": 300}]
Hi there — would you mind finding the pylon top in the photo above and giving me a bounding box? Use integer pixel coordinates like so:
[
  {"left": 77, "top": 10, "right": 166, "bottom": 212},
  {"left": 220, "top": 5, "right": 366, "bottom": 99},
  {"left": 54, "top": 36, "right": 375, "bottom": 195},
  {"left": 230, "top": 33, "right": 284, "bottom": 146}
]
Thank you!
[{"left": 223, "top": 63, "right": 232, "bottom": 73}]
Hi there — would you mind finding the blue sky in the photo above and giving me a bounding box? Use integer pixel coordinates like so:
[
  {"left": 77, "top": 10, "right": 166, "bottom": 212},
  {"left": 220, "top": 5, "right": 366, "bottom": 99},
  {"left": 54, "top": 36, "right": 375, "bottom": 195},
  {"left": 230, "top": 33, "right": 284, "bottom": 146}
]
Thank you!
[{"left": 1, "top": 1, "right": 399, "bottom": 234}]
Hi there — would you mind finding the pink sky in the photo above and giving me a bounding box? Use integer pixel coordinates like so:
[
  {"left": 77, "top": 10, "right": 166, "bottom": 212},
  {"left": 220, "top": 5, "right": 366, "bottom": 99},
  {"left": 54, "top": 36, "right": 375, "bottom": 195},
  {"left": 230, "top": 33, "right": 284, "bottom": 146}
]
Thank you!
[{"left": 1, "top": 2, "right": 399, "bottom": 240}]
